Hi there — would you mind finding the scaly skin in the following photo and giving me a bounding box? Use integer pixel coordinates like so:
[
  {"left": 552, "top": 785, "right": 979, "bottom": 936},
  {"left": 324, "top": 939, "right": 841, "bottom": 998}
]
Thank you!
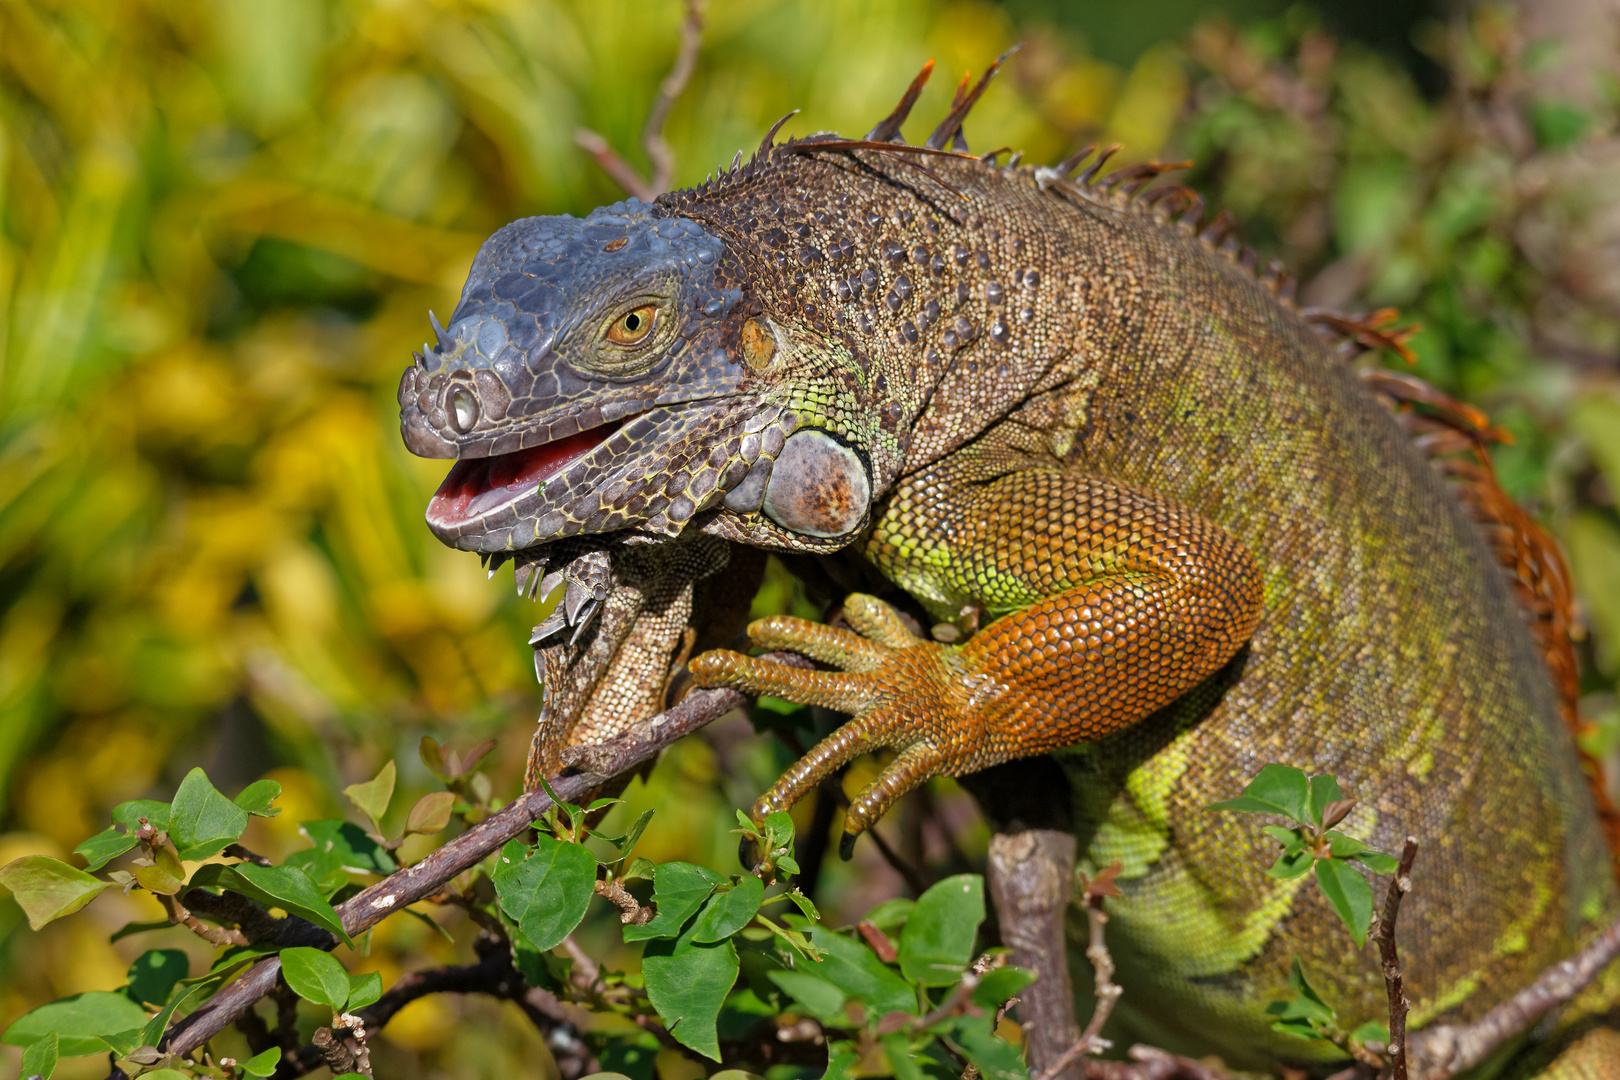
[{"left": 399, "top": 67, "right": 1618, "bottom": 1073}]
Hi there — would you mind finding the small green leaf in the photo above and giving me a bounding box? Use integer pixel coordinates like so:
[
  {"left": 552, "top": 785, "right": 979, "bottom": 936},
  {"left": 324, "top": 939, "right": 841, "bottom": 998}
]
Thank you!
[
  {"left": 821, "top": 1042, "right": 859, "bottom": 1079},
  {"left": 762, "top": 811, "right": 795, "bottom": 852},
  {"left": 689, "top": 875, "right": 764, "bottom": 943},
  {"left": 126, "top": 949, "right": 189, "bottom": 1006},
  {"left": 404, "top": 791, "right": 455, "bottom": 835},
  {"left": 234, "top": 779, "right": 283, "bottom": 818},
  {"left": 134, "top": 844, "right": 186, "bottom": 895},
  {"left": 111, "top": 800, "right": 170, "bottom": 833},
  {"left": 1266, "top": 848, "right": 1315, "bottom": 880},
  {"left": 0, "top": 857, "right": 111, "bottom": 930},
  {"left": 280, "top": 947, "right": 350, "bottom": 1010},
  {"left": 623, "top": 862, "right": 723, "bottom": 942},
  {"left": 139, "top": 979, "right": 212, "bottom": 1048},
  {"left": 296, "top": 820, "right": 396, "bottom": 876},
  {"left": 642, "top": 929, "right": 739, "bottom": 1061},
  {"left": 419, "top": 737, "right": 447, "bottom": 781},
  {"left": 347, "top": 971, "right": 383, "bottom": 1010},
  {"left": 170, "top": 768, "right": 251, "bottom": 861},
  {"left": 1352, "top": 1019, "right": 1392, "bottom": 1047},
  {"left": 1207, "top": 764, "right": 1311, "bottom": 823},
  {"left": 1353, "top": 850, "right": 1399, "bottom": 875},
  {"left": 862, "top": 897, "right": 915, "bottom": 932},
  {"left": 1306, "top": 774, "right": 1343, "bottom": 828},
  {"left": 1314, "top": 859, "right": 1375, "bottom": 946},
  {"left": 1260, "top": 825, "right": 1306, "bottom": 853},
  {"left": 74, "top": 828, "right": 138, "bottom": 872},
  {"left": 781, "top": 887, "right": 821, "bottom": 922},
  {"left": 805, "top": 927, "right": 915, "bottom": 1016},
  {"left": 898, "top": 873, "right": 984, "bottom": 987},
  {"left": 19, "top": 1031, "right": 56, "bottom": 1079},
  {"left": 607, "top": 809, "right": 655, "bottom": 874},
  {"left": 491, "top": 835, "right": 597, "bottom": 952},
  {"left": 189, "top": 863, "right": 352, "bottom": 946},
  {"left": 949, "top": 1013, "right": 1028, "bottom": 1080},
  {"left": 343, "top": 761, "right": 396, "bottom": 828},
  {"left": 1324, "top": 832, "right": 1399, "bottom": 874},
  {"left": 1530, "top": 100, "right": 1590, "bottom": 149},
  {"left": 881, "top": 1033, "right": 926, "bottom": 1080},
  {"left": 767, "top": 970, "right": 847, "bottom": 1025},
  {"left": 3, "top": 992, "right": 149, "bottom": 1056},
  {"left": 239, "top": 1046, "right": 283, "bottom": 1077},
  {"left": 972, "top": 966, "right": 1036, "bottom": 1010}
]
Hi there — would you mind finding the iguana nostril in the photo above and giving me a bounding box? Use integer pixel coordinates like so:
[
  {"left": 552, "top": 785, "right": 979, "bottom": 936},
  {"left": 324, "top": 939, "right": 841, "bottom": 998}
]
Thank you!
[{"left": 449, "top": 385, "right": 479, "bottom": 433}]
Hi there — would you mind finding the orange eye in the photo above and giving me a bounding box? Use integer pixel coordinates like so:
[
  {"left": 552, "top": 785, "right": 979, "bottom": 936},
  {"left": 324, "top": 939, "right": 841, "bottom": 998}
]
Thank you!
[{"left": 606, "top": 305, "right": 658, "bottom": 345}]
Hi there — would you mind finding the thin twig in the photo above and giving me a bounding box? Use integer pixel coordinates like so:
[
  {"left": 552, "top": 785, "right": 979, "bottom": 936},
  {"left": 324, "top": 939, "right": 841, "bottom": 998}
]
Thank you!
[
  {"left": 1377, "top": 837, "right": 1419, "bottom": 1080},
  {"left": 1037, "top": 873, "right": 1123, "bottom": 1080},
  {"left": 157, "top": 660, "right": 807, "bottom": 1062},
  {"left": 595, "top": 877, "right": 653, "bottom": 924},
  {"left": 575, "top": 0, "right": 706, "bottom": 200},
  {"left": 643, "top": 0, "right": 706, "bottom": 194},
  {"left": 157, "top": 893, "right": 247, "bottom": 948}
]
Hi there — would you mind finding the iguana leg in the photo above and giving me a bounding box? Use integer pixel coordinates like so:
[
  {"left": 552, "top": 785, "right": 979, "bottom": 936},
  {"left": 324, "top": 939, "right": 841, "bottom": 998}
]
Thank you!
[{"left": 689, "top": 466, "right": 1263, "bottom": 847}]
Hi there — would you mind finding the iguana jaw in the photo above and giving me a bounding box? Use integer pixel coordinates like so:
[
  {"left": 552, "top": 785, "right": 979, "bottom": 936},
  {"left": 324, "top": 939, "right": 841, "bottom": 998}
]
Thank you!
[{"left": 425, "top": 419, "right": 626, "bottom": 531}]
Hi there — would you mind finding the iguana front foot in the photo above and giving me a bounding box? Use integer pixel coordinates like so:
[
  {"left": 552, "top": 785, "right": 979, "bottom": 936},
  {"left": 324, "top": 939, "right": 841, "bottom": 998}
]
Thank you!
[{"left": 690, "top": 593, "right": 1010, "bottom": 855}]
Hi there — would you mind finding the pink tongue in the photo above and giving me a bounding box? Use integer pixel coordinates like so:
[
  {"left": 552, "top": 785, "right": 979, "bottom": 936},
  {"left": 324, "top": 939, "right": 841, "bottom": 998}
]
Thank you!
[{"left": 428, "top": 424, "right": 618, "bottom": 525}]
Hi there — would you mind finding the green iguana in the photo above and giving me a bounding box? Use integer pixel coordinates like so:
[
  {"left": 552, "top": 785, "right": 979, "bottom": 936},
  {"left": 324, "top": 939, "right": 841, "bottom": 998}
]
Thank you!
[{"left": 398, "top": 56, "right": 1620, "bottom": 1076}]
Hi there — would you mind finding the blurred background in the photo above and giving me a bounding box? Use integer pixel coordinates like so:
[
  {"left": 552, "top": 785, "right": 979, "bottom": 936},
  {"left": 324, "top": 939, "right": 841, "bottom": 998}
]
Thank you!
[{"left": 2, "top": 0, "right": 1619, "bottom": 1076}]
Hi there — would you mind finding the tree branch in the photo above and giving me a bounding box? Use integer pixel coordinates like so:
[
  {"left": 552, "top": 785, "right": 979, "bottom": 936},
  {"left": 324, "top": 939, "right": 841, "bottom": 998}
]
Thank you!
[
  {"left": 158, "top": 661, "right": 805, "bottom": 1062},
  {"left": 985, "top": 829, "right": 1081, "bottom": 1078},
  {"left": 575, "top": 0, "right": 706, "bottom": 199},
  {"left": 1377, "top": 837, "right": 1419, "bottom": 1080},
  {"left": 1409, "top": 912, "right": 1620, "bottom": 1080}
]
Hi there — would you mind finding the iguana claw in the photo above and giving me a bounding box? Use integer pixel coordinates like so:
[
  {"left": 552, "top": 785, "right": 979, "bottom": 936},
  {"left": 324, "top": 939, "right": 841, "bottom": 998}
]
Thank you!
[{"left": 690, "top": 593, "right": 994, "bottom": 855}]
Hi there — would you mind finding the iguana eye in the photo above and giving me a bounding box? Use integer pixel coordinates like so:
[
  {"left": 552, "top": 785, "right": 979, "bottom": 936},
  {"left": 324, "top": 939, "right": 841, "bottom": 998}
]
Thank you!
[{"left": 606, "top": 305, "right": 658, "bottom": 346}]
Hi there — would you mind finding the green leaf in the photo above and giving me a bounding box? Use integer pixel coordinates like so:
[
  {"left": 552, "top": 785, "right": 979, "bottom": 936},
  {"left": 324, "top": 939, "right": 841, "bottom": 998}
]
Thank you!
[
  {"left": 1275, "top": 959, "right": 1335, "bottom": 1024},
  {"left": 189, "top": 863, "right": 352, "bottom": 946},
  {"left": 862, "top": 897, "right": 915, "bottom": 932},
  {"left": 239, "top": 1046, "right": 283, "bottom": 1077},
  {"left": 762, "top": 811, "right": 796, "bottom": 852},
  {"left": 781, "top": 887, "right": 821, "bottom": 922},
  {"left": 972, "top": 967, "right": 1036, "bottom": 1010},
  {"left": 1325, "top": 832, "right": 1398, "bottom": 874},
  {"left": 404, "top": 791, "right": 455, "bottom": 835},
  {"left": 1260, "top": 825, "right": 1306, "bottom": 853},
  {"left": 139, "top": 979, "right": 212, "bottom": 1048},
  {"left": 343, "top": 761, "right": 396, "bottom": 828},
  {"left": 491, "top": 835, "right": 597, "bottom": 952},
  {"left": 1353, "top": 850, "right": 1399, "bottom": 875},
  {"left": 805, "top": 927, "right": 916, "bottom": 1016},
  {"left": 689, "top": 875, "right": 764, "bottom": 943},
  {"left": 126, "top": 949, "right": 189, "bottom": 1006},
  {"left": 111, "top": 800, "right": 170, "bottom": 833},
  {"left": 767, "top": 970, "right": 847, "bottom": 1025},
  {"left": 949, "top": 1013, "right": 1028, "bottom": 1080},
  {"left": 19, "top": 1031, "right": 56, "bottom": 1080},
  {"left": 169, "top": 768, "right": 251, "bottom": 861},
  {"left": 607, "top": 809, "right": 655, "bottom": 874},
  {"left": 347, "top": 971, "right": 383, "bottom": 1010},
  {"left": 898, "top": 873, "right": 983, "bottom": 987},
  {"left": 623, "top": 862, "right": 723, "bottom": 942},
  {"left": 882, "top": 1033, "right": 926, "bottom": 1080},
  {"left": 1530, "top": 100, "right": 1590, "bottom": 149},
  {"left": 821, "top": 1042, "right": 859, "bottom": 1080},
  {"left": 297, "top": 820, "right": 396, "bottom": 875},
  {"left": 3, "top": 991, "right": 149, "bottom": 1056},
  {"left": 1207, "top": 764, "right": 1310, "bottom": 823},
  {"left": 1314, "top": 858, "right": 1375, "bottom": 946},
  {"left": 642, "top": 929, "right": 739, "bottom": 1061},
  {"left": 134, "top": 844, "right": 186, "bottom": 895},
  {"left": 1352, "top": 1019, "right": 1392, "bottom": 1048},
  {"left": 280, "top": 947, "right": 350, "bottom": 1010},
  {"left": 1306, "top": 774, "right": 1343, "bottom": 828},
  {"left": 1266, "top": 848, "right": 1315, "bottom": 880},
  {"left": 74, "top": 828, "right": 138, "bottom": 872},
  {"left": 234, "top": 780, "right": 283, "bottom": 818},
  {"left": 0, "top": 857, "right": 111, "bottom": 930}
]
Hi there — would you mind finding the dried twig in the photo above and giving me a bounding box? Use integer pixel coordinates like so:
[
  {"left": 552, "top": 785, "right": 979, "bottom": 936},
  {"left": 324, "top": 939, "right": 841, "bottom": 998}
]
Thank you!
[
  {"left": 156, "top": 659, "right": 807, "bottom": 1062},
  {"left": 596, "top": 876, "right": 653, "bottom": 924},
  {"left": 575, "top": 0, "right": 707, "bottom": 199},
  {"left": 157, "top": 892, "right": 248, "bottom": 949},
  {"left": 1037, "top": 863, "right": 1125, "bottom": 1080},
  {"left": 1377, "top": 837, "right": 1419, "bottom": 1080}
]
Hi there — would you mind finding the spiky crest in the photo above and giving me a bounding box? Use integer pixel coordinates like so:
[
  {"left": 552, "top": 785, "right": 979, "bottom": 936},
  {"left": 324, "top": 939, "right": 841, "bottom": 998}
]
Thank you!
[{"left": 864, "top": 59, "right": 935, "bottom": 143}]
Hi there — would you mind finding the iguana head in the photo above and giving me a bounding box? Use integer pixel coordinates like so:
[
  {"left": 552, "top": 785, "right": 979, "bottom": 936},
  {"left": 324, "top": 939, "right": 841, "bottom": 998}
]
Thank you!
[{"left": 399, "top": 192, "right": 893, "bottom": 561}]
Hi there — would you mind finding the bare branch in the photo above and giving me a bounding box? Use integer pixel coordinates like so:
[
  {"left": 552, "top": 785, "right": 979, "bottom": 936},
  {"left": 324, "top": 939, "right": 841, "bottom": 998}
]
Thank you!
[
  {"left": 1378, "top": 837, "right": 1419, "bottom": 1080},
  {"left": 643, "top": 0, "right": 707, "bottom": 194},
  {"left": 1037, "top": 865, "right": 1124, "bottom": 1080},
  {"left": 596, "top": 876, "right": 653, "bottom": 924},
  {"left": 157, "top": 893, "right": 247, "bottom": 949},
  {"left": 158, "top": 660, "right": 806, "bottom": 1060},
  {"left": 576, "top": 0, "right": 706, "bottom": 200},
  {"left": 1410, "top": 912, "right": 1620, "bottom": 1080},
  {"left": 986, "top": 830, "right": 1081, "bottom": 1077}
]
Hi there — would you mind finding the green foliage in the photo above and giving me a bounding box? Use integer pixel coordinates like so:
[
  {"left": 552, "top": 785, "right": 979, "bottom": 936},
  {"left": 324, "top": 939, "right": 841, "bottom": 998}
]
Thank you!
[
  {"left": 1211, "top": 764, "right": 1395, "bottom": 945},
  {"left": 0, "top": 857, "right": 110, "bottom": 930},
  {"left": 491, "top": 835, "right": 598, "bottom": 953},
  {"left": 280, "top": 947, "right": 354, "bottom": 1011}
]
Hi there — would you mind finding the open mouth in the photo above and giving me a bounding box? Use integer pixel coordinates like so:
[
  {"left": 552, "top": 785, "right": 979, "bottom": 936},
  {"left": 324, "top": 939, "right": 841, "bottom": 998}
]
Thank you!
[{"left": 427, "top": 421, "right": 623, "bottom": 528}]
